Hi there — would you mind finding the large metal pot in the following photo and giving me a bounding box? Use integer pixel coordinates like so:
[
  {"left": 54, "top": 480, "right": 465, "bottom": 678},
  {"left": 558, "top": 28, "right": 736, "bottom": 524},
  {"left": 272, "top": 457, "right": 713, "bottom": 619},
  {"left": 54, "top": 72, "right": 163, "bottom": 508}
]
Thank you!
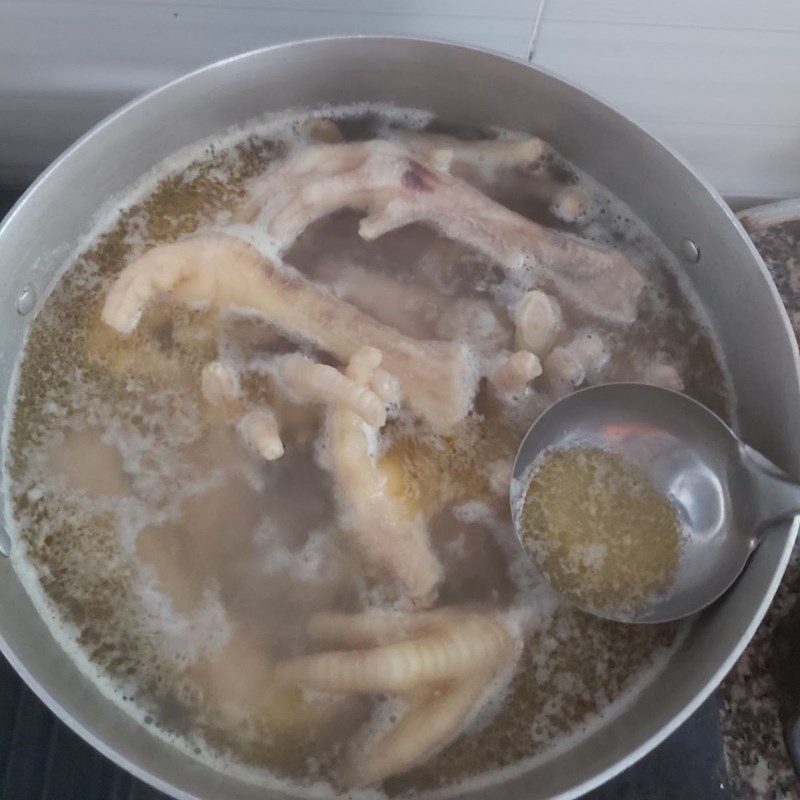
[{"left": 1, "top": 36, "right": 798, "bottom": 800}]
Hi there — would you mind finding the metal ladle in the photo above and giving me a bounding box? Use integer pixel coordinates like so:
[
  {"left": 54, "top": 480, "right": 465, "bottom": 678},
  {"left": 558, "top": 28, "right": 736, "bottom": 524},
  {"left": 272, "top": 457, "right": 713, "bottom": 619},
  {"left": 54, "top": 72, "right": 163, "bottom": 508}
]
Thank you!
[{"left": 510, "top": 382, "right": 800, "bottom": 623}]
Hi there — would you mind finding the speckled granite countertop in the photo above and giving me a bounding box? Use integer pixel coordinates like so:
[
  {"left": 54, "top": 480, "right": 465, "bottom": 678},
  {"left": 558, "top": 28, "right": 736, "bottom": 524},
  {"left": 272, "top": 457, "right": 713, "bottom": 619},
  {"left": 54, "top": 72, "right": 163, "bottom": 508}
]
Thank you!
[{"left": 720, "top": 211, "right": 800, "bottom": 800}]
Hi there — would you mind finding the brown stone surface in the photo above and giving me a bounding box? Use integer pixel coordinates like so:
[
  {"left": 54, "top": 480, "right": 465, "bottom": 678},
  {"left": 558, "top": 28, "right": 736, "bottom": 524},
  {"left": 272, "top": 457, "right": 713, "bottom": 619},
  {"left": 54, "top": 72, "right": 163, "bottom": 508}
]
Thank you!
[{"left": 720, "top": 211, "right": 800, "bottom": 799}]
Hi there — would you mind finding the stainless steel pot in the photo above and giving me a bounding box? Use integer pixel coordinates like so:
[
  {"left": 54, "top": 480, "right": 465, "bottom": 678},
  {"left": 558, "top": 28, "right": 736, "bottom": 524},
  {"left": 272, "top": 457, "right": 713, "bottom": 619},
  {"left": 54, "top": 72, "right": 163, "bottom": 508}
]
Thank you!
[{"left": 1, "top": 36, "right": 798, "bottom": 800}]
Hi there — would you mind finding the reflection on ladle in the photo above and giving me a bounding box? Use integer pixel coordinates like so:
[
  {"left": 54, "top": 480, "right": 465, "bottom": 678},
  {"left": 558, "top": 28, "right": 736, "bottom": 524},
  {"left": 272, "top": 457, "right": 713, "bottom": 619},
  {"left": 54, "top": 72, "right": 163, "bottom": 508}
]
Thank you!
[{"left": 511, "top": 383, "right": 800, "bottom": 623}]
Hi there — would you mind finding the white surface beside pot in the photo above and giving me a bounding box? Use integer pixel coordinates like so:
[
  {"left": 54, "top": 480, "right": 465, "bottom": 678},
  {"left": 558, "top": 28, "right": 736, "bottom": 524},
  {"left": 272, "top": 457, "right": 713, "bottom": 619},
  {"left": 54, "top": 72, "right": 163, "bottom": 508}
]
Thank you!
[{"left": 3, "top": 0, "right": 800, "bottom": 200}]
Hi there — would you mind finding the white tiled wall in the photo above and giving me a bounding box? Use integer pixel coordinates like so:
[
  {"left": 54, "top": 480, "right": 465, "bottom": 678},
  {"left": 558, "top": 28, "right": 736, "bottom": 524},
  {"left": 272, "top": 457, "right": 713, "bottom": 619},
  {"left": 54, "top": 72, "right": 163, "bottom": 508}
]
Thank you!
[
  {"left": 0, "top": 0, "right": 539, "bottom": 184},
  {"left": 2, "top": 0, "right": 800, "bottom": 201},
  {"left": 533, "top": 0, "right": 800, "bottom": 201}
]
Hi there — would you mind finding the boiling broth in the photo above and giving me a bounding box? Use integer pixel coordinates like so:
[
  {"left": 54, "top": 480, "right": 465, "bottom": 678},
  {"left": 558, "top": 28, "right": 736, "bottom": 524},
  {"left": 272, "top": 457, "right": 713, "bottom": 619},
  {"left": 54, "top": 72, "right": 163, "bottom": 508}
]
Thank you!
[{"left": 3, "top": 105, "right": 729, "bottom": 795}]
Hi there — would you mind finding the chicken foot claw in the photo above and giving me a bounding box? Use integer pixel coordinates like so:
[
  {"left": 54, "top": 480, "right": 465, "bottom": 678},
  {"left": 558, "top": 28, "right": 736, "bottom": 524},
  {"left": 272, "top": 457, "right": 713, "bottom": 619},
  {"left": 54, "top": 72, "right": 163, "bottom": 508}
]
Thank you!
[
  {"left": 514, "top": 290, "right": 562, "bottom": 358},
  {"left": 238, "top": 407, "right": 284, "bottom": 461},
  {"left": 490, "top": 351, "right": 542, "bottom": 395},
  {"left": 277, "top": 353, "right": 387, "bottom": 428},
  {"left": 201, "top": 360, "right": 241, "bottom": 405}
]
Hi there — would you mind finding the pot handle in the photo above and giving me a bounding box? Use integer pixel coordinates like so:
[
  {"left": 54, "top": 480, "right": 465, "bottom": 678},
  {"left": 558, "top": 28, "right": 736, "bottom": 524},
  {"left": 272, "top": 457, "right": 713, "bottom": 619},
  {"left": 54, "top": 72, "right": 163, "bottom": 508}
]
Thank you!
[{"left": 0, "top": 529, "right": 10, "bottom": 557}]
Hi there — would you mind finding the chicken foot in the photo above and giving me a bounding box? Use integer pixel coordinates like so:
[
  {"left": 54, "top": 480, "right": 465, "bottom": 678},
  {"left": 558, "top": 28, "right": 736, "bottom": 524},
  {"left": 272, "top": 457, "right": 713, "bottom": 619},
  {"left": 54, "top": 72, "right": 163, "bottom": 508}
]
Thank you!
[
  {"left": 102, "top": 233, "right": 477, "bottom": 428},
  {"left": 276, "top": 608, "right": 515, "bottom": 786},
  {"left": 326, "top": 347, "right": 443, "bottom": 605},
  {"left": 137, "top": 512, "right": 343, "bottom": 738},
  {"left": 239, "top": 140, "right": 643, "bottom": 324}
]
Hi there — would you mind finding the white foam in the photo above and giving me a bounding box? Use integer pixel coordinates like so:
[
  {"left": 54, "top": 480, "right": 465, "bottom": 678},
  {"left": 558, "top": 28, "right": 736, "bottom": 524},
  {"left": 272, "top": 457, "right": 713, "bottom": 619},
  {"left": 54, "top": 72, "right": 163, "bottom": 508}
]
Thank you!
[{"left": 452, "top": 500, "right": 495, "bottom": 525}]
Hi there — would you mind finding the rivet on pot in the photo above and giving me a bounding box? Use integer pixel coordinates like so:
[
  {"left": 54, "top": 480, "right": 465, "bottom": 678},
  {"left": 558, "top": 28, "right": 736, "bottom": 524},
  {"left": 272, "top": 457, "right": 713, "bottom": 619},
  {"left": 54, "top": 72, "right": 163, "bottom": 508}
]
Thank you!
[
  {"left": 681, "top": 238, "right": 701, "bottom": 263},
  {"left": 15, "top": 283, "right": 37, "bottom": 316}
]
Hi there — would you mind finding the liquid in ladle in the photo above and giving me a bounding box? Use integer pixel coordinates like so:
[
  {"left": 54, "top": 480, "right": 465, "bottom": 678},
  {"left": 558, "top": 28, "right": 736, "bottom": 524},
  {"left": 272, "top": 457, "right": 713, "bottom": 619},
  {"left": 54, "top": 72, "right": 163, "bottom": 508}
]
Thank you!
[{"left": 520, "top": 447, "right": 682, "bottom": 618}]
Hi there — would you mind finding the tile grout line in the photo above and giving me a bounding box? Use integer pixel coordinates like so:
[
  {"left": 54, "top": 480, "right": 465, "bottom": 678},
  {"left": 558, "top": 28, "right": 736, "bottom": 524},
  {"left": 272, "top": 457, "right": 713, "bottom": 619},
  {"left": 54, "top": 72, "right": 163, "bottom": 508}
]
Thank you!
[{"left": 527, "top": 0, "right": 548, "bottom": 61}]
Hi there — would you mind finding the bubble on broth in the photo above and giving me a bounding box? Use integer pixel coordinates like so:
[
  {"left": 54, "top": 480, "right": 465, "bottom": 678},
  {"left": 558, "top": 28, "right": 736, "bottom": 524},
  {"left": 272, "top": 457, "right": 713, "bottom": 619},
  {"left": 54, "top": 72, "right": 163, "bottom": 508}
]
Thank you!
[{"left": 2, "top": 103, "right": 730, "bottom": 796}]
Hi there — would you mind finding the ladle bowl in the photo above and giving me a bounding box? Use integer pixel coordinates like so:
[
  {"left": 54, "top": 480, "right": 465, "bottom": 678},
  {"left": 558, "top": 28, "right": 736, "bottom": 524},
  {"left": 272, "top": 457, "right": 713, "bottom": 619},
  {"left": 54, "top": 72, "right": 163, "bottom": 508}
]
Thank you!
[{"left": 511, "top": 383, "right": 800, "bottom": 623}]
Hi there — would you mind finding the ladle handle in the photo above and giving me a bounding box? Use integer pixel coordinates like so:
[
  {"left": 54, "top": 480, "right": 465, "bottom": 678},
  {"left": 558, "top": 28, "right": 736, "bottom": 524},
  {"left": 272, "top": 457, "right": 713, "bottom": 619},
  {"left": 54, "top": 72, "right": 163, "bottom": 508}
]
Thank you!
[{"left": 742, "top": 445, "right": 800, "bottom": 543}]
